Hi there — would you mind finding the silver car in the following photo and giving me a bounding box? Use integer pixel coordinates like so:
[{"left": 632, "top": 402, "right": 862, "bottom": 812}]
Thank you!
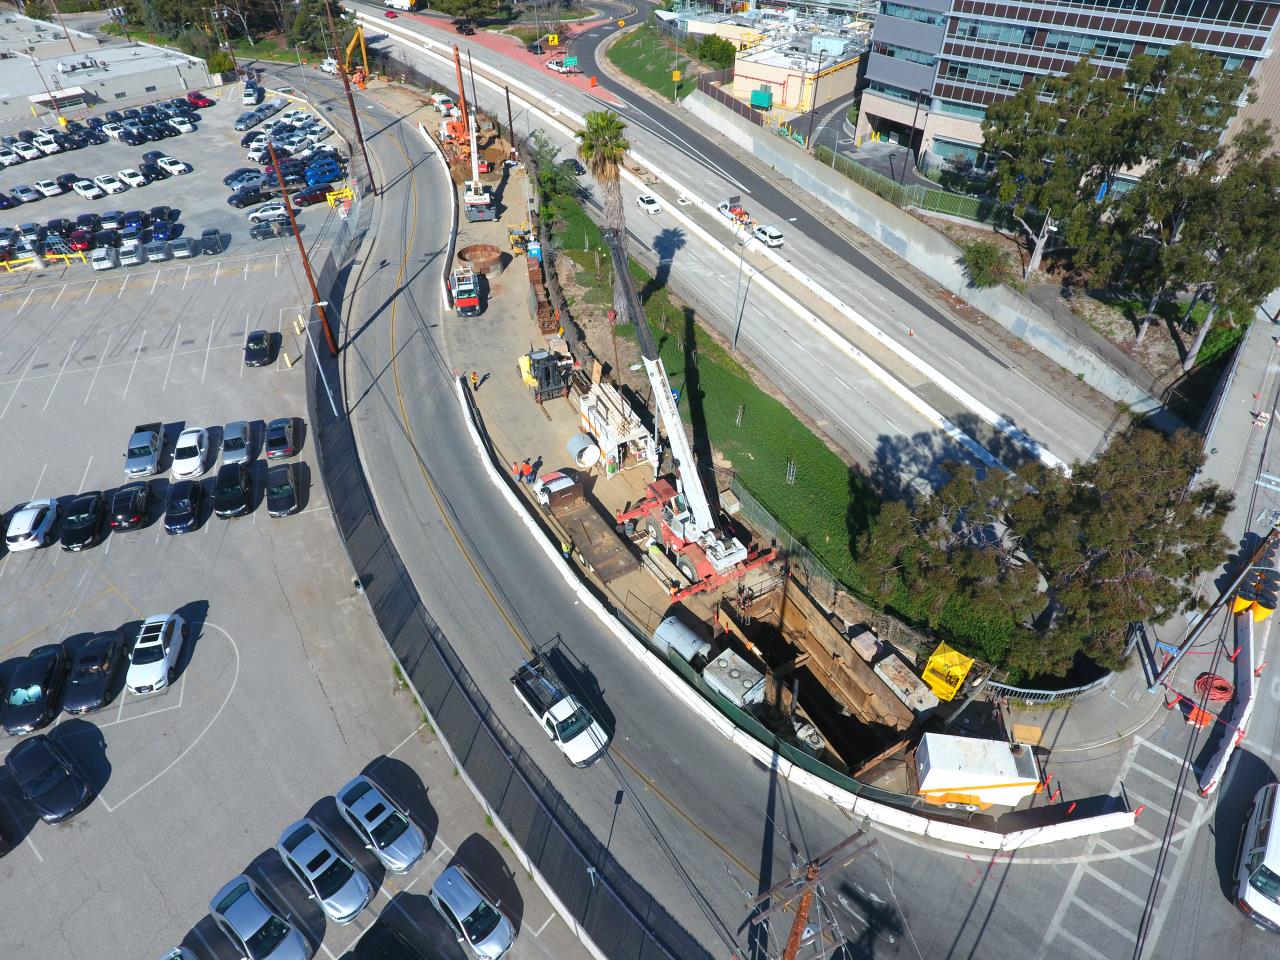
[
  {"left": 209, "top": 875, "right": 308, "bottom": 960},
  {"left": 429, "top": 864, "right": 516, "bottom": 959},
  {"left": 335, "top": 775, "right": 427, "bottom": 874},
  {"left": 222, "top": 420, "right": 251, "bottom": 465},
  {"left": 276, "top": 818, "right": 372, "bottom": 925}
]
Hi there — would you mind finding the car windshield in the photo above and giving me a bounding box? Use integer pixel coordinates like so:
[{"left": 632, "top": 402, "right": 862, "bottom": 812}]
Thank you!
[
  {"left": 555, "top": 707, "right": 593, "bottom": 743},
  {"left": 463, "top": 900, "right": 502, "bottom": 943},
  {"left": 8, "top": 683, "right": 44, "bottom": 705},
  {"left": 126, "top": 443, "right": 153, "bottom": 459},
  {"left": 131, "top": 642, "right": 165, "bottom": 665},
  {"left": 66, "top": 509, "right": 94, "bottom": 527},
  {"left": 73, "top": 654, "right": 106, "bottom": 678},
  {"left": 170, "top": 495, "right": 193, "bottom": 512},
  {"left": 268, "top": 481, "right": 293, "bottom": 499},
  {"left": 310, "top": 851, "right": 354, "bottom": 899},
  {"left": 218, "top": 479, "right": 245, "bottom": 499},
  {"left": 175, "top": 444, "right": 198, "bottom": 460},
  {"left": 370, "top": 807, "right": 410, "bottom": 848},
  {"left": 245, "top": 915, "right": 290, "bottom": 959},
  {"left": 224, "top": 436, "right": 245, "bottom": 451},
  {"left": 24, "top": 758, "right": 65, "bottom": 798},
  {"left": 248, "top": 333, "right": 268, "bottom": 349},
  {"left": 1250, "top": 864, "right": 1280, "bottom": 905}
]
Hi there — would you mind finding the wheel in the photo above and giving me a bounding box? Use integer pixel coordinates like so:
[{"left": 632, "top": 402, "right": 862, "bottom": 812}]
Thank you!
[
  {"left": 677, "top": 556, "right": 698, "bottom": 583},
  {"left": 644, "top": 517, "right": 662, "bottom": 545},
  {"left": 167, "top": 665, "right": 176, "bottom": 685}
]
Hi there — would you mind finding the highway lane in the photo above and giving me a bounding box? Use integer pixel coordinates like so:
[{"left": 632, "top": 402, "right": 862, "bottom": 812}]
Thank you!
[
  {"left": 262, "top": 60, "right": 1126, "bottom": 960},
  {"left": 348, "top": 0, "right": 1118, "bottom": 473}
]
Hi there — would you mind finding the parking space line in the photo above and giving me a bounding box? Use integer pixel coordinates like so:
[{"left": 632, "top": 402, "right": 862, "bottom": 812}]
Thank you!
[
  {"left": 243, "top": 262, "right": 250, "bottom": 283},
  {"left": 1054, "top": 928, "right": 1113, "bottom": 960},
  {"left": 42, "top": 337, "right": 80, "bottom": 411},
  {"left": 83, "top": 334, "right": 111, "bottom": 405},
  {"left": 29, "top": 463, "right": 47, "bottom": 500},
  {"left": 150, "top": 271, "right": 162, "bottom": 296},
  {"left": 17, "top": 289, "right": 33, "bottom": 314},
  {"left": 532, "top": 912, "right": 556, "bottom": 936},
  {"left": 1136, "top": 738, "right": 1190, "bottom": 766},
  {"left": 102, "top": 699, "right": 185, "bottom": 728},
  {"left": 117, "top": 276, "right": 129, "bottom": 299},
  {"left": 241, "top": 313, "right": 250, "bottom": 378},
  {"left": 1070, "top": 898, "right": 1138, "bottom": 942},
  {"left": 122, "top": 330, "right": 146, "bottom": 400},
  {"left": 275, "top": 253, "right": 281, "bottom": 277},
  {"left": 82, "top": 279, "right": 98, "bottom": 304},
  {"left": 202, "top": 314, "right": 217, "bottom": 383},
  {"left": 163, "top": 322, "right": 181, "bottom": 392},
  {"left": 49, "top": 284, "right": 66, "bottom": 311},
  {"left": 388, "top": 721, "right": 426, "bottom": 758},
  {"left": 182, "top": 265, "right": 191, "bottom": 289},
  {"left": 76, "top": 455, "right": 94, "bottom": 494},
  {"left": 0, "top": 351, "right": 38, "bottom": 420},
  {"left": 1093, "top": 839, "right": 1157, "bottom": 876},
  {"left": 213, "top": 261, "right": 219, "bottom": 285}
]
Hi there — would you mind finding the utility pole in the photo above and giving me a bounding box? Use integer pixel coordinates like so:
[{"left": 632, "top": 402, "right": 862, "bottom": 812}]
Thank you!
[
  {"left": 47, "top": 0, "right": 76, "bottom": 52},
  {"left": 804, "top": 50, "right": 827, "bottom": 150},
  {"left": 467, "top": 50, "right": 480, "bottom": 115},
  {"left": 504, "top": 85, "right": 517, "bottom": 160},
  {"left": 268, "top": 141, "right": 338, "bottom": 356},
  {"left": 207, "top": 7, "right": 239, "bottom": 77},
  {"left": 325, "top": 1, "right": 378, "bottom": 197}
]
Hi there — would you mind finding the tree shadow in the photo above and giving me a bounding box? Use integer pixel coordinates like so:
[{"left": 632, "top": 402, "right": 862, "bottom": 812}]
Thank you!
[
  {"left": 679, "top": 305, "right": 718, "bottom": 508},
  {"left": 453, "top": 833, "right": 525, "bottom": 932},
  {"left": 641, "top": 227, "right": 686, "bottom": 304}
]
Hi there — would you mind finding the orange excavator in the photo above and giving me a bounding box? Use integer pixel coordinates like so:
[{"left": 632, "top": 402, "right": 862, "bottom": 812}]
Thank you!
[{"left": 344, "top": 26, "right": 370, "bottom": 89}]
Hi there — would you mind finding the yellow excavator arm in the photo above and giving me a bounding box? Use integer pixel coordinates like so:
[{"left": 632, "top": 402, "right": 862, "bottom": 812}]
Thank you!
[{"left": 344, "top": 26, "right": 369, "bottom": 87}]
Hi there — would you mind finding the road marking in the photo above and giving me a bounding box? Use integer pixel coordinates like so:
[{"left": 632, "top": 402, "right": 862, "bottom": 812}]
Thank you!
[
  {"left": 201, "top": 313, "right": 217, "bottom": 383},
  {"left": 117, "top": 275, "right": 129, "bottom": 299},
  {"left": 17, "top": 289, "right": 33, "bottom": 313},
  {"left": 82, "top": 279, "right": 98, "bottom": 304},
  {"left": 122, "top": 330, "right": 146, "bottom": 400},
  {"left": 241, "top": 312, "right": 250, "bottom": 379},
  {"left": 0, "top": 350, "right": 37, "bottom": 419},
  {"left": 1136, "top": 738, "right": 1190, "bottom": 766},
  {"left": 1070, "top": 897, "right": 1137, "bottom": 942},
  {"left": 163, "top": 321, "right": 180, "bottom": 392},
  {"left": 532, "top": 913, "right": 556, "bottom": 936},
  {"left": 49, "top": 283, "right": 66, "bottom": 311},
  {"left": 84, "top": 334, "right": 111, "bottom": 404},
  {"left": 213, "top": 261, "right": 219, "bottom": 285},
  {"left": 75, "top": 454, "right": 94, "bottom": 494},
  {"left": 242, "top": 261, "right": 250, "bottom": 283},
  {"left": 42, "top": 336, "right": 79, "bottom": 411},
  {"left": 29, "top": 463, "right": 47, "bottom": 500},
  {"left": 182, "top": 264, "right": 191, "bottom": 289},
  {"left": 1083, "top": 866, "right": 1148, "bottom": 908},
  {"left": 150, "top": 270, "right": 162, "bottom": 296},
  {"left": 1054, "top": 928, "right": 1113, "bottom": 960},
  {"left": 387, "top": 721, "right": 426, "bottom": 757}
]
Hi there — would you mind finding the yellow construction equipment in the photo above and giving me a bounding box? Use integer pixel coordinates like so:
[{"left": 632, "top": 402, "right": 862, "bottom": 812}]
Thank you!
[
  {"left": 345, "top": 26, "right": 370, "bottom": 89},
  {"left": 508, "top": 221, "right": 531, "bottom": 253},
  {"left": 922, "top": 642, "right": 975, "bottom": 702}
]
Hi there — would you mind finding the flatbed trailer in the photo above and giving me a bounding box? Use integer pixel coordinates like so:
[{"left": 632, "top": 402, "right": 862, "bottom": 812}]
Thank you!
[{"left": 535, "top": 471, "right": 636, "bottom": 582}]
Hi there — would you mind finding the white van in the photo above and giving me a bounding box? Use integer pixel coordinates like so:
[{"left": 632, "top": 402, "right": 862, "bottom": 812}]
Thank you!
[{"left": 1236, "top": 782, "right": 1280, "bottom": 932}]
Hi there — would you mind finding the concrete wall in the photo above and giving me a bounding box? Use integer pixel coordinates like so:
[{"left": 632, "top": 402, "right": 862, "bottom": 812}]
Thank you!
[{"left": 686, "top": 89, "right": 1163, "bottom": 413}]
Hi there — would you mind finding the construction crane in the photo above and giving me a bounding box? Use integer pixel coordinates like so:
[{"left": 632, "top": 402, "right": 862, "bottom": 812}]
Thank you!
[
  {"left": 604, "top": 228, "right": 776, "bottom": 597},
  {"left": 344, "top": 26, "right": 369, "bottom": 89}
]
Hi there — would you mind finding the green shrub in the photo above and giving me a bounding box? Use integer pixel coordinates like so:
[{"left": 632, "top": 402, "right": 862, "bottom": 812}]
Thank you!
[
  {"left": 959, "top": 239, "right": 1012, "bottom": 288},
  {"left": 207, "top": 50, "right": 236, "bottom": 74},
  {"left": 697, "top": 35, "right": 736, "bottom": 70}
]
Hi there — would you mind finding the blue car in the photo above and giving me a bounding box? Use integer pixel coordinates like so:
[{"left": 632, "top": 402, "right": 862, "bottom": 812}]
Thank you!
[
  {"left": 151, "top": 219, "right": 179, "bottom": 241},
  {"left": 123, "top": 209, "right": 147, "bottom": 230}
]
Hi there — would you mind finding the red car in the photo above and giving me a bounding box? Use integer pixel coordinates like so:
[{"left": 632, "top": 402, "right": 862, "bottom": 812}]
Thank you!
[
  {"left": 186, "top": 91, "right": 214, "bottom": 108},
  {"left": 68, "top": 228, "right": 93, "bottom": 252},
  {"left": 293, "top": 187, "right": 330, "bottom": 207},
  {"left": 385, "top": 9, "right": 398, "bottom": 17}
]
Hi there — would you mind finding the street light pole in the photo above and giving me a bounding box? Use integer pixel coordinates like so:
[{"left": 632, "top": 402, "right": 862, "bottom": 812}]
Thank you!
[
  {"left": 804, "top": 50, "right": 828, "bottom": 150},
  {"left": 731, "top": 225, "right": 753, "bottom": 352},
  {"left": 900, "top": 86, "right": 929, "bottom": 184}
]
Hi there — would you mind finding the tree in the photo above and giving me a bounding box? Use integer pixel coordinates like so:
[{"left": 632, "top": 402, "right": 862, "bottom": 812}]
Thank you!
[
  {"left": 527, "top": 130, "right": 578, "bottom": 202},
  {"left": 431, "top": 0, "right": 513, "bottom": 23},
  {"left": 697, "top": 35, "right": 736, "bottom": 71},
  {"left": 576, "top": 111, "right": 631, "bottom": 326},
  {"left": 207, "top": 49, "right": 235, "bottom": 74},
  {"left": 292, "top": 0, "right": 343, "bottom": 54},
  {"left": 958, "top": 240, "right": 1013, "bottom": 288}
]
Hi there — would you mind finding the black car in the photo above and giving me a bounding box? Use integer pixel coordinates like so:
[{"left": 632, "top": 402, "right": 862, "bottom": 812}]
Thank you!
[
  {"left": 138, "top": 161, "right": 168, "bottom": 181},
  {"left": 240, "top": 131, "right": 264, "bottom": 148},
  {"left": 62, "top": 631, "right": 125, "bottom": 714},
  {"left": 109, "top": 482, "right": 150, "bottom": 530},
  {"left": 228, "top": 189, "right": 268, "bottom": 209},
  {"left": 16, "top": 129, "right": 37, "bottom": 143},
  {"left": 149, "top": 204, "right": 174, "bottom": 223},
  {"left": 224, "top": 165, "right": 259, "bottom": 185},
  {"left": 200, "top": 228, "right": 224, "bottom": 255},
  {"left": 84, "top": 129, "right": 109, "bottom": 145},
  {"left": 65, "top": 120, "right": 85, "bottom": 134},
  {"left": 92, "top": 229, "right": 121, "bottom": 249},
  {"left": 164, "top": 480, "right": 203, "bottom": 534},
  {"left": 142, "top": 149, "right": 166, "bottom": 164},
  {"left": 105, "top": 110, "right": 125, "bottom": 123},
  {"left": 100, "top": 209, "right": 124, "bottom": 230},
  {"left": 45, "top": 218, "right": 73, "bottom": 238},
  {"left": 266, "top": 462, "right": 300, "bottom": 517},
  {"left": 86, "top": 117, "right": 105, "bottom": 130},
  {"left": 456, "top": 19, "right": 476, "bottom": 34},
  {"left": 244, "top": 329, "right": 272, "bottom": 366},
  {"left": 56, "top": 172, "right": 80, "bottom": 191},
  {"left": 560, "top": 158, "right": 587, "bottom": 176},
  {"left": 75, "top": 212, "right": 101, "bottom": 232},
  {"left": 250, "top": 220, "right": 298, "bottom": 240},
  {"left": 2, "top": 644, "right": 69, "bottom": 735},
  {"left": 151, "top": 124, "right": 177, "bottom": 139},
  {"left": 213, "top": 463, "right": 251, "bottom": 518},
  {"left": 4, "top": 735, "right": 95, "bottom": 823},
  {"left": 121, "top": 129, "right": 147, "bottom": 146},
  {"left": 59, "top": 491, "right": 106, "bottom": 551}
]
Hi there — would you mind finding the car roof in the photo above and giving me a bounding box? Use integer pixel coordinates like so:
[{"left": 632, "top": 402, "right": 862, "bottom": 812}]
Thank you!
[
  {"left": 211, "top": 876, "right": 270, "bottom": 930},
  {"left": 280, "top": 818, "right": 335, "bottom": 873},
  {"left": 5, "top": 734, "right": 61, "bottom": 776},
  {"left": 433, "top": 865, "right": 485, "bottom": 918},
  {"left": 177, "top": 427, "right": 204, "bottom": 440},
  {"left": 267, "top": 463, "right": 294, "bottom": 483},
  {"left": 69, "top": 491, "right": 103, "bottom": 505}
]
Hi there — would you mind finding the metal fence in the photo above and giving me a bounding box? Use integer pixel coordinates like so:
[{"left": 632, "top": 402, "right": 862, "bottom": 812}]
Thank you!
[{"left": 696, "top": 68, "right": 763, "bottom": 127}]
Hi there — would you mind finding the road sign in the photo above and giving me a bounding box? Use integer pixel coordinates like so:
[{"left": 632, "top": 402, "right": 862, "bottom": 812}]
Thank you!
[
  {"left": 548, "top": 33, "right": 559, "bottom": 45},
  {"left": 564, "top": 55, "right": 578, "bottom": 67},
  {"left": 618, "top": 19, "right": 625, "bottom": 27},
  {"left": 672, "top": 69, "right": 682, "bottom": 82}
]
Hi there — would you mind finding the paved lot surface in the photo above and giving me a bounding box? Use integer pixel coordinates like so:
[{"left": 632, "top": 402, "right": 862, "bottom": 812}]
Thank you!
[{"left": 0, "top": 82, "right": 584, "bottom": 960}]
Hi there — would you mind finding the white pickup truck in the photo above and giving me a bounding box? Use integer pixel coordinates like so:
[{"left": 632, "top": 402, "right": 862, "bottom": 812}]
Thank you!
[{"left": 511, "top": 654, "right": 609, "bottom": 767}]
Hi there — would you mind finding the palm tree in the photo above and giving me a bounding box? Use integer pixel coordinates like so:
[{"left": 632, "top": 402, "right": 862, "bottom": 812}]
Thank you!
[{"left": 576, "top": 110, "right": 631, "bottom": 324}]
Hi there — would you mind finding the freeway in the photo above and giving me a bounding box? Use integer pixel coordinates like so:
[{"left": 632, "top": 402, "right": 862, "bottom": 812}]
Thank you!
[
  {"left": 257, "top": 56, "right": 1226, "bottom": 960},
  {"left": 348, "top": 0, "right": 1121, "bottom": 478}
]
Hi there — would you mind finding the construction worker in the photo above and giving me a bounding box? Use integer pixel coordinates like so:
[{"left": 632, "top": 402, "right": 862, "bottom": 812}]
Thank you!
[
  {"left": 560, "top": 538, "right": 572, "bottom": 560},
  {"left": 512, "top": 460, "right": 520, "bottom": 480},
  {"left": 520, "top": 459, "right": 534, "bottom": 484},
  {"left": 470, "top": 370, "right": 480, "bottom": 392}
]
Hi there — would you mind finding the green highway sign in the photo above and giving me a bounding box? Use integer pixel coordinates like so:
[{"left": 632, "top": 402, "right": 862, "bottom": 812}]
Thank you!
[{"left": 564, "top": 56, "right": 578, "bottom": 66}]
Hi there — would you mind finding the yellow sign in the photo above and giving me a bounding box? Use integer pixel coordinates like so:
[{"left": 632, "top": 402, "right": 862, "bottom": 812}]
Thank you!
[
  {"left": 326, "top": 187, "right": 354, "bottom": 207},
  {"left": 672, "top": 69, "right": 682, "bottom": 82},
  {"left": 617, "top": 19, "right": 626, "bottom": 27},
  {"left": 58, "top": 115, "right": 68, "bottom": 127},
  {"left": 548, "top": 33, "right": 559, "bottom": 46}
]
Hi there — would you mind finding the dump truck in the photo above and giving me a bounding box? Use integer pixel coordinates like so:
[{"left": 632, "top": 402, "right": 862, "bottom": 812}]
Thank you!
[
  {"left": 123, "top": 422, "right": 164, "bottom": 478},
  {"left": 449, "top": 265, "right": 482, "bottom": 316},
  {"left": 914, "top": 733, "right": 1041, "bottom": 812},
  {"left": 511, "top": 653, "right": 609, "bottom": 767},
  {"left": 532, "top": 470, "right": 636, "bottom": 581}
]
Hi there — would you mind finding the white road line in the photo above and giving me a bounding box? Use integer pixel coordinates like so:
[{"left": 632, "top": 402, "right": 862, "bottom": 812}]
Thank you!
[
  {"left": 17, "top": 289, "right": 33, "bottom": 313},
  {"left": 388, "top": 722, "right": 426, "bottom": 757},
  {"left": 29, "top": 463, "right": 47, "bottom": 500},
  {"left": 201, "top": 313, "right": 217, "bottom": 383},
  {"left": 83, "top": 334, "right": 111, "bottom": 404},
  {"left": 82, "top": 279, "right": 98, "bottom": 303},
  {"left": 532, "top": 913, "right": 556, "bottom": 936},
  {"left": 115, "top": 683, "right": 128, "bottom": 723},
  {"left": 182, "top": 264, "right": 191, "bottom": 289},
  {"left": 275, "top": 253, "right": 280, "bottom": 276},
  {"left": 242, "top": 261, "right": 249, "bottom": 283},
  {"left": 23, "top": 834, "right": 43, "bottom": 864},
  {"left": 162, "top": 322, "right": 180, "bottom": 392},
  {"left": 1127, "top": 760, "right": 1186, "bottom": 793},
  {"left": 75, "top": 455, "right": 94, "bottom": 494},
  {"left": 49, "top": 284, "right": 66, "bottom": 311},
  {"left": 117, "top": 275, "right": 129, "bottom": 299},
  {"left": 1054, "top": 928, "right": 1114, "bottom": 960},
  {"left": 0, "top": 350, "right": 37, "bottom": 420},
  {"left": 1083, "top": 866, "right": 1148, "bottom": 908},
  {"left": 1069, "top": 897, "right": 1138, "bottom": 942},
  {"left": 241, "top": 312, "right": 250, "bottom": 379},
  {"left": 318, "top": 943, "right": 337, "bottom": 960},
  {"left": 42, "top": 337, "right": 79, "bottom": 411},
  {"left": 100, "top": 699, "right": 184, "bottom": 728},
  {"left": 1136, "top": 738, "right": 1191, "bottom": 766},
  {"left": 213, "top": 261, "right": 219, "bottom": 285},
  {"left": 122, "top": 330, "right": 146, "bottom": 399}
]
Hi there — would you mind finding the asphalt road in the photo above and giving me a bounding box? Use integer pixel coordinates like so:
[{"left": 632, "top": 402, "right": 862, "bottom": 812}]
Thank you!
[{"left": 250, "top": 55, "right": 1232, "bottom": 960}]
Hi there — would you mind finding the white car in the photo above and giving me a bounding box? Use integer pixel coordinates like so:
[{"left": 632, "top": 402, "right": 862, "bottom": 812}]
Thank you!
[
  {"left": 33, "top": 179, "right": 62, "bottom": 198},
  {"left": 320, "top": 58, "right": 339, "bottom": 74},
  {"left": 73, "top": 179, "right": 104, "bottom": 200},
  {"left": 636, "top": 194, "right": 662, "bottom": 215},
  {"left": 752, "top": 224, "right": 784, "bottom": 248},
  {"left": 102, "top": 122, "right": 125, "bottom": 139},
  {"left": 125, "top": 612, "right": 188, "bottom": 694},
  {"left": 94, "top": 174, "right": 127, "bottom": 195},
  {"left": 0, "top": 148, "right": 22, "bottom": 166},
  {"left": 32, "top": 136, "right": 59, "bottom": 155},
  {"left": 12, "top": 141, "right": 41, "bottom": 160},
  {"left": 247, "top": 202, "right": 288, "bottom": 223},
  {"left": 307, "top": 125, "right": 333, "bottom": 142},
  {"left": 90, "top": 247, "right": 119, "bottom": 271},
  {"left": 168, "top": 117, "right": 195, "bottom": 133},
  {"left": 118, "top": 168, "right": 148, "bottom": 188},
  {"left": 281, "top": 109, "right": 310, "bottom": 124},
  {"left": 5, "top": 499, "right": 59, "bottom": 552},
  {"left": 171, "top": 427, "right": 209, "bottom": 478},
  {"left": 156, "top": 157, "right": 189, "bottom": 176}
]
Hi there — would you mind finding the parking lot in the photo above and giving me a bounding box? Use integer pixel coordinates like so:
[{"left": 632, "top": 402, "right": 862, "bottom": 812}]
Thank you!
[
  {"left": 0, "top": 82, "right": 579, "bottom": 960},
  {"left": 2, "top": 85, "right": 347, "bottom": 269}
]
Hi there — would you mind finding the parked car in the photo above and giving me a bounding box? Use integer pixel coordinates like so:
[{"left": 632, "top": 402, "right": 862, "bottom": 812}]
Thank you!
[
  {"left": 228, "top": 189, "right": 269, "bottom": 209},
  {"left": 151, "top": 219, "right": 179, "bottom": 242},
  {"left": 200, "top": 228, "right": 224, "bottom": 255},
  {"left": 156, "top": 157, "right": 189, "bottom": 176},
  {"left": 164, "top": 480, "right": 203, "bottom": 534},
  {"left": 187, "top": 91, "right": 214, "bottom": 108},
  {"left": 213, "top": 462, "right": 252, "bottom": 518},
  {"left": 265, "top": 463, "right": 300, "bottom": 518},
  {"left": 170, "top": 236, "right": 197, "bottom": 258},
  {"left": 250, "top": 220, "right": 298, "bottom": 240},
  {"left": 94, "top": 174, "right": 127, "bottom": 195},
  {"left": 2, "top": 644, "right": 69, "bottom": 735},
  {"left": 247, "top": 201, "right": 288, "bottom": 224},
  {"left": 125, "top": 612, "right": 188, "bottom": 694},
  {"left": 293, "top": 186, "right": 329, "bottom": 207},
  {"left": 139, "top": 161, "right": 168, "bottom": 181},
  {"left": 144, "top": 241, "right": 169, "bottom": 262},
  {"left": 171, "top": 427, "right": 209, "bottom": 478},
  {"left": 222, "top": 420, "right": 252, "bottom": 464},
  {"left": 33, "top": 179, "right": 62, "bottom": 198},
  {"left": 428, "top": 865, "right": 517, "bottom": 959},
  {"left": 264, "top": 418, "right": 295, "bottom": 459},
  {"left": 118, "top": 168, "right": 149, "bottom": 188},
  {"left": 90, "top": 246, "right": 119, "bottom": 271},
  {"left": 276, "top": 818, "right": 373, "bottom": 924},
  {"left": 4, "top": 735, "right": 95, "bottom": 823},
  {"left": 100, "top": 209, "right": 124, "bottom": 230},
  {"left": 227, "top": 171, "right": 266, "bottom": 191},
  {"left": 62, "top": 631, "right": 126, "bottom": 714},
  {"left": 244, "top": 329, "right": 272, "bottom": 366},
  {"left": 109, "top": 481, "right": 150, "bottom": 530},
  {"left": 234, "top": 111, "right": 261, "bottom": 131},
  {"left": 5, "top": 498, "right": 59, "bottom": 551},
  {"left": 12, "top": 184, "right": 42, "bottom": 203},
  {"left": 59, "top": 491, "right": 106, "bottom": 551},
  {"left": 209, "top": 876, "right": 309, "bottom": 960},
  {"left": 335, "top": 775, "right": 426, "bottom": 873},
  {"left": 68, "top": 228, "right": 93, "bottom": 252}
]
